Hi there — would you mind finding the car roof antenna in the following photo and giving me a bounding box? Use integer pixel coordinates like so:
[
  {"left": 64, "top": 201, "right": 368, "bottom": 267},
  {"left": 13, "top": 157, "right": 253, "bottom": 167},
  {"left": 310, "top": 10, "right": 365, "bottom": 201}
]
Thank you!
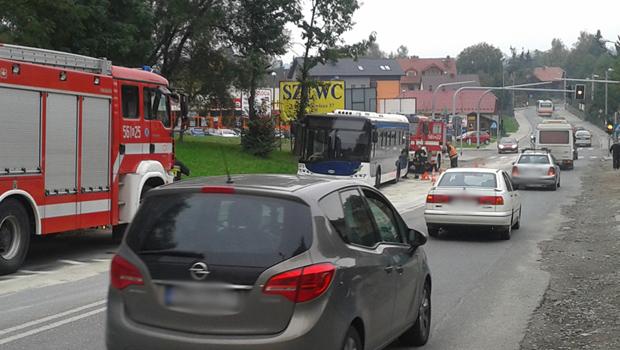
[{"left": 218, "top": 144, "right": 234, "bottom": 184}]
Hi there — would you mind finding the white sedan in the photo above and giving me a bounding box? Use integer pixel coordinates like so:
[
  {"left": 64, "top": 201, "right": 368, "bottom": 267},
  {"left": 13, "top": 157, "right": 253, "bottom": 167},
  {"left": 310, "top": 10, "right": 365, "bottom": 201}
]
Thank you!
[{"left": 424, "top": 168, "right": 522, "bottom": 240}]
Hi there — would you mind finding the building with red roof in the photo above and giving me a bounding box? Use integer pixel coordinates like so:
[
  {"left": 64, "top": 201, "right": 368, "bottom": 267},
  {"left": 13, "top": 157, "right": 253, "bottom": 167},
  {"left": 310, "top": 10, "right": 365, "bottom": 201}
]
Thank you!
[
  {"left": 533, "top": 66, "right": 565, "bottom": 82},
  {"left": 397, "top": 57, "right": 457, "bottom": 91},
  {"left": 401, "top": 89, "right": 498, "bottom": 131}
]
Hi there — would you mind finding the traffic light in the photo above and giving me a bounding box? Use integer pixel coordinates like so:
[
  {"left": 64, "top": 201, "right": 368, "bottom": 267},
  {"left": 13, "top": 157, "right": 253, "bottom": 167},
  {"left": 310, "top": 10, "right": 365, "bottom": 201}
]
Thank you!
[
  {"left": 606, "top": 120, "right": 614, "bottom": 135},
  {"left": 575, "top": 84, "right": 586, "bottom": 100}
]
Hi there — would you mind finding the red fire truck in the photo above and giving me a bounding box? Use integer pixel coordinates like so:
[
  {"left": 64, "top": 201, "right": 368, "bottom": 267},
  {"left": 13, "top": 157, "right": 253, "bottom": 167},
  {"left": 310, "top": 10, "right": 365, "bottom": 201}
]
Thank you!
[
  {"left": 0, "top": 44, "right": 184, "bottom": 274},
  {"left": 407, "top": 115, "right": 447, "bottom": 171}
]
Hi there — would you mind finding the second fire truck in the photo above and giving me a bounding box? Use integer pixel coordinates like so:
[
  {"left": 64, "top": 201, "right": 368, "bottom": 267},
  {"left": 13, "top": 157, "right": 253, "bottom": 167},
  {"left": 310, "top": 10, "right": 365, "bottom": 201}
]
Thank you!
[
  {"left": 0, "top": 44, "right": 186, "bottom": 274},
  {"left": 407, "top": 115, "right": 447, "bottom": 172}
]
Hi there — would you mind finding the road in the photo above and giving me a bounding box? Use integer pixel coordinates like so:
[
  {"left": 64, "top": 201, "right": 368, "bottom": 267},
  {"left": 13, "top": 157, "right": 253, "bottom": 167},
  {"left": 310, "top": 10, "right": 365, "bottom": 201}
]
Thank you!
[{"left": 0, "top": 107, "right": 611, "bottom": 350}]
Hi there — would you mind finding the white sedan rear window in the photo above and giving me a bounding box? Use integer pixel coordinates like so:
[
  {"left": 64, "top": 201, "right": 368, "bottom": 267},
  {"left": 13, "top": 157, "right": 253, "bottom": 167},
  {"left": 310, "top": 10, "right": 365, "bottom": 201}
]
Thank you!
[{"left": 438, "top": 172, "right": 497, "bottom": 188}]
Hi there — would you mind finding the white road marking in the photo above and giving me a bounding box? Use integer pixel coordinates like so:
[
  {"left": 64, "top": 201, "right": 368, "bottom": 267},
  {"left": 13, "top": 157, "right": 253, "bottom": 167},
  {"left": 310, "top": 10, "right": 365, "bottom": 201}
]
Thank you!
[
  {"left": 0, "top": 300, "right": 106, "bottom": 336},
  {"left": 500, "top": 156, "right": 507, "bottom": 159},
  {"left": 19, "top": 270, "right": 54, "bottom": 275},
  {"left": 58, "top": 259, "right": 86, "bottom": 266},
  {"left": 0, "top": 307, "right": 106, "bottom": 345},
  {"left": 90, "top": 258, "right": 111, "bottom": 263},
  {"left": 590, "top": 156, "right": 598, "bottom": 159}
]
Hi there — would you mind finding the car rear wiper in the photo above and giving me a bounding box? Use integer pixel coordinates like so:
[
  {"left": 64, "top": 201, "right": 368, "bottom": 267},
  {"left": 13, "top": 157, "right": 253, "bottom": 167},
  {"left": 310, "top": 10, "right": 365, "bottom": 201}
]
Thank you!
[{"left": 139, "top": 250, "right": 205, "bottom": 258}]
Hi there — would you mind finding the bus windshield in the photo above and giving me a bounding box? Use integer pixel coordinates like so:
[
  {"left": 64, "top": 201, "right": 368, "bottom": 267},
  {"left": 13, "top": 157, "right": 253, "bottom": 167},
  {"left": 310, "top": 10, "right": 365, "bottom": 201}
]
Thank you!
[{"left": 301, "top": 128, "right": 370, "bottom": 162}]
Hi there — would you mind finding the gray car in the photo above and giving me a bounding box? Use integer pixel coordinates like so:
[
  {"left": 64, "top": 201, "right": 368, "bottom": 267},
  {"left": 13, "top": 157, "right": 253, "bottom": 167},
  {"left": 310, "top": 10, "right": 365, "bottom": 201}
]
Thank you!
[
  {"left": 511, "top": 150, "right": 561, "bottom": 190},
  {"left": 106, "top": 175, "right": 431, "bottom": 350}
]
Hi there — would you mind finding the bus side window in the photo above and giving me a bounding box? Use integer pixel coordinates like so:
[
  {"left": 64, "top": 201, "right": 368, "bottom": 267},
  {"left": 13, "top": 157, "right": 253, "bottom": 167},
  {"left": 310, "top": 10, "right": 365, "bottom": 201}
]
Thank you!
[{"left": 122, "top": 85, "right": 139, "bottom": 119}]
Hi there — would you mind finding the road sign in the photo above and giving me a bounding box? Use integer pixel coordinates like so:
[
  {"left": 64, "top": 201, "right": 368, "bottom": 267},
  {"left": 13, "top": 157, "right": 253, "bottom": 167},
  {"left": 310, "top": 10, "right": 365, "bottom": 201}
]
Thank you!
[{"left": 490, "top": 121, "right": 497, "bottom": 129}]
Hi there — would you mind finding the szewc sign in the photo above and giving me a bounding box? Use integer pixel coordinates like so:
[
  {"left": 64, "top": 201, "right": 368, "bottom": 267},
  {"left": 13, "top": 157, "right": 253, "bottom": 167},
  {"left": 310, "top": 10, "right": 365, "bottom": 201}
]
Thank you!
[{"left": 279, "top": 80, "right": 345, "bottom": 121}]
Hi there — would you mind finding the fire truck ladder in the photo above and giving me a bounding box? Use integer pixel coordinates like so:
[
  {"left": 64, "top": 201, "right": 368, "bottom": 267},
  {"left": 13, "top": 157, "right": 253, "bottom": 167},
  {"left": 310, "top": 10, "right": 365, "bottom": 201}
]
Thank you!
[{"left": 0, "top": 43, "right": 112, "bottom": 75}]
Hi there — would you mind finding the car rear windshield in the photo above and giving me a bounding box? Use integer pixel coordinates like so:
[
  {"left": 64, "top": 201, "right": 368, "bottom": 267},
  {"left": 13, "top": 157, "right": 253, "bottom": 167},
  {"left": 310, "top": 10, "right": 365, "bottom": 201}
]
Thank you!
[
  {"left": 125, "top": 193, "right": 313, "bottom": 268},
  {"left": 518, "top": 155, "right": 550, "bottom": 164},
  {"left": 437, "top": 172, "right": 497, "bottom": 188}
]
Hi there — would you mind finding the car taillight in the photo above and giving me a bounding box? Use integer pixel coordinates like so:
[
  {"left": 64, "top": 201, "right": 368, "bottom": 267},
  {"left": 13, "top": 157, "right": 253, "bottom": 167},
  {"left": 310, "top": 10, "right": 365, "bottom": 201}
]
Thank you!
[
  {"left": 110, "top": 255, "right": 144, "bottom": 290},
  {"left": 479, "top": 196, "right": 504, "bottom": 205},
  {"left": 263, "top": 263, "right": 335, "bottom": 303},
  {"left": 426, "top": 194, "right": 451, "bottom": 203},
  {"left": 547, "top": 167, "right": 556, "bottom": 176},
  {"left": 512, "top": 166, "right": 519, "bottom": 176}
]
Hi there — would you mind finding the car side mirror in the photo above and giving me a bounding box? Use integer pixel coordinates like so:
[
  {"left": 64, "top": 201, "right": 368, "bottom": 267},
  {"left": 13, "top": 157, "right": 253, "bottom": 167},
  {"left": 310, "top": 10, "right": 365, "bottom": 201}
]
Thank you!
[{"left": 408, "top": 229, "right": 427, "bottom": 249}]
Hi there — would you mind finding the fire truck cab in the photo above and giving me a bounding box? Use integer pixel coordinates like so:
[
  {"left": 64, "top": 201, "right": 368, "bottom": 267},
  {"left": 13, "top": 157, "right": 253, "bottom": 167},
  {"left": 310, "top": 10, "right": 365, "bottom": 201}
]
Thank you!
[
  {"left": 407, "top": 115, "right": 446, "bottom": 171},
  {"left": 0, "top": 44, "right": 179, "bottom": 274}
]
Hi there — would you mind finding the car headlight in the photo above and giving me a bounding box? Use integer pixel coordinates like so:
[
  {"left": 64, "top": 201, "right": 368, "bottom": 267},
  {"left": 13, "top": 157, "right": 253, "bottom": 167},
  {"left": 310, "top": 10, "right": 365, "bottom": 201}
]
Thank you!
[
  {"left": 511, "top": 144, "right": 517, "bottom": 148},
  {"left": 498, "top": 145, "right": 504, "bottom": 148}
]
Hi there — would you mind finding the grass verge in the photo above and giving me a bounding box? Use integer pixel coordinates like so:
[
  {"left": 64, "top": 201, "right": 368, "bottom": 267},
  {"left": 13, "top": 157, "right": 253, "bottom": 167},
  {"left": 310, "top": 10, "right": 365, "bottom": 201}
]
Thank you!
[
  {"left": 175, "top": 136, "right": 297, "bottom": 177},
  {"left": 503, "top": 116, "right": 519, "bottom": 135}
]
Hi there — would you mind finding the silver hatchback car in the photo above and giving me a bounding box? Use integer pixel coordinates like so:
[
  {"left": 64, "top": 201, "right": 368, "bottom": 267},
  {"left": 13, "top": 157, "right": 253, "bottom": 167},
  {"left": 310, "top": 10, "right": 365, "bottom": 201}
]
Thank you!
[
  {"left": 106, "top": 175, "right": 431, "bottom": 350},
  {"left": 511, "top": 149, "right": 561, "bottom": 190}
]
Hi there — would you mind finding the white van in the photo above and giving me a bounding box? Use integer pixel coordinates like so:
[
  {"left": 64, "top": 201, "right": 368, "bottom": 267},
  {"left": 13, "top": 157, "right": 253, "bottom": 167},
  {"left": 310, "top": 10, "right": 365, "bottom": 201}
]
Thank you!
[{"left": 535, "top": 120, "right": 575, "bottom": 169}]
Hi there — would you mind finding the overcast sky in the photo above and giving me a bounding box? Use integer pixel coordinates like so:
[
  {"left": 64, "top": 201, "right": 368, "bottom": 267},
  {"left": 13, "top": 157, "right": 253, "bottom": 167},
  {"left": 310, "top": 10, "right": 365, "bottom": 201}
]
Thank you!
[{"left": 283, "top": 0, "right": 620, "bottom": 62}]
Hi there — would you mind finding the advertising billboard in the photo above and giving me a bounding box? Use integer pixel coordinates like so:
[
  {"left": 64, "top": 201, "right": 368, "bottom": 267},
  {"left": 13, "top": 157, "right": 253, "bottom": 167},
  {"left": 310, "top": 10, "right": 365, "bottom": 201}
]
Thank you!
[{"left": 279, "top": 80, "right": 345, "bottom": 121}]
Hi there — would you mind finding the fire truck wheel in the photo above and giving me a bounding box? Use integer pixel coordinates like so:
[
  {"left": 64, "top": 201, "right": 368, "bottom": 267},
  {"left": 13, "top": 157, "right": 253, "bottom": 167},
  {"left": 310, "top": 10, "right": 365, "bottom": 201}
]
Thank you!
[{"left": 0, "top": 199, "right": 32, "bottom": 275}]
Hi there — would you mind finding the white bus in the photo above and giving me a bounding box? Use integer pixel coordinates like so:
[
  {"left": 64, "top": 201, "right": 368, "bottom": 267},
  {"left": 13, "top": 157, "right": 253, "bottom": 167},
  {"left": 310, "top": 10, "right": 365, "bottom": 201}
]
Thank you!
[
  {"left": 296, "top": 109, "right": 409, "bottom": 187},
  {"left": 537, "top": 100, "right": 554, "bottom": 117},
  {"left": 535, "top": 120, "right": 575, "bottom": 169}
]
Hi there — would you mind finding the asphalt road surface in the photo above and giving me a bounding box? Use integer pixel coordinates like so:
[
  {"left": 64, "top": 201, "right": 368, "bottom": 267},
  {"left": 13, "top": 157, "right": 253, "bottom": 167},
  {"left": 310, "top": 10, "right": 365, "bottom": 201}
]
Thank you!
[{"left": 0, "top": 107, "right": 610, "bottom": 350}]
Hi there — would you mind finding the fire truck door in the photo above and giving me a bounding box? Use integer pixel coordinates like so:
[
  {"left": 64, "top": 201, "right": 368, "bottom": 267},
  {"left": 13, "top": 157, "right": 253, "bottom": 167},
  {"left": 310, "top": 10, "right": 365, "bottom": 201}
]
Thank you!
[{"left": 143, "top": 86, "right": 173, "bottom": 165}]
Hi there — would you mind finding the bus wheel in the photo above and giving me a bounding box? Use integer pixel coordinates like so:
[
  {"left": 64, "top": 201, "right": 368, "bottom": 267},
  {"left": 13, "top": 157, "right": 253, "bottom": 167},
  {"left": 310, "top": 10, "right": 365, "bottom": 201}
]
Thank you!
[
  {"left": 0, "top": 199, "right": 32, "bottom": 275},
  {"left": 374, "top": 169, "right": 381, "bottom": 188}
]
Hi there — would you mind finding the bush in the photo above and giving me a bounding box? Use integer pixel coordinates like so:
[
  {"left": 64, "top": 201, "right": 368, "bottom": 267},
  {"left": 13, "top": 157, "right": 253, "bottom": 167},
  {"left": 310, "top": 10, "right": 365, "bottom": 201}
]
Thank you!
[{"left": 241, "top": 117, "right": 277, "bottom": 157}]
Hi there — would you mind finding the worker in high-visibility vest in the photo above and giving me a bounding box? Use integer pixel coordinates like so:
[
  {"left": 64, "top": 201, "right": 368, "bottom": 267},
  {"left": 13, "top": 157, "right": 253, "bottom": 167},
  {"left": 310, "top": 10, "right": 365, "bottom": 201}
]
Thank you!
[{"left": 447, "top": 141, "right": 458, "bottom": 168}]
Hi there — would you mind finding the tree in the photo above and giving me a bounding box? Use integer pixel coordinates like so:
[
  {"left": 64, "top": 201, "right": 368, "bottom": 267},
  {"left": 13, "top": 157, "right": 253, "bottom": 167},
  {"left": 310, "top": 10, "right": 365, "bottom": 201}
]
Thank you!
[
  {"left": 456, "top": 42, "right": 504, "bottom": 87},
  {"left": 228, "top": 0, "right": 296, "bottom": 156},
  {"left": 292, "top": 0, "right": 374, "bottom": 121},
  {"left": 363, "top": 41, "right": 387, "bottom": 59},
  {"left": 0, "top": 0, "right": 153, "bottom": 67},
  {"left": 148, "top": 0, "right": 226, "bottom": 79},
  {"left": 229, "top": 0, "right": 296, "bottom": 120},
  {"left": 395, "top": 45, "right": 409, "bottom": 58}
]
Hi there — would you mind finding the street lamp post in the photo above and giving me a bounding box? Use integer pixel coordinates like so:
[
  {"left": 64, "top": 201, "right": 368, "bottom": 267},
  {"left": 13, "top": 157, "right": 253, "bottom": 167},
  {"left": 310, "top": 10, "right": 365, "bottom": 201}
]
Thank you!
[
  {"left": 605, "top": 68, "right": 614, "bottom": 117},
  {"left": 430, "top": 80, "right": 476, "bottom": 147}
]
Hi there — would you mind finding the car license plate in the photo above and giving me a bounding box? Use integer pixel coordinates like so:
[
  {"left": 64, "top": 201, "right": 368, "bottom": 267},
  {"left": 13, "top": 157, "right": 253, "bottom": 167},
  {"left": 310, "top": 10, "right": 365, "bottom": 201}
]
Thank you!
[
  {"left": 452, "top": 197, "right": 476, "bottom": 207},
  {"left": 164, "top": 285, "right": 240, "bottom": 310}
]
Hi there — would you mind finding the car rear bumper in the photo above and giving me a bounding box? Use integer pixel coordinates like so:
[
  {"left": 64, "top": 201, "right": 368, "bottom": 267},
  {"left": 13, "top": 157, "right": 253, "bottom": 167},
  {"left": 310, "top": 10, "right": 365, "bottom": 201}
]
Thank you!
[
  {"left": 512, "top": 175, "right": 556, "bottom": 187},
  {"left": 575, "top": 140, "right": 591, "bottom": 147},
  {"left": 424, "top": 210, "right": 512, "bottom": 226},
  {"left": 106, "top": 289, "right": 346, "bottom": 350}
]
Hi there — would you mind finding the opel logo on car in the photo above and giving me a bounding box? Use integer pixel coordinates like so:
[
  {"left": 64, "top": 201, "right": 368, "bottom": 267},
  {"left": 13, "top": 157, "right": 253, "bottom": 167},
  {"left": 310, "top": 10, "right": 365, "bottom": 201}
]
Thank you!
[{"left": 189, "top": 262, "right": 210, "bottom": 280}]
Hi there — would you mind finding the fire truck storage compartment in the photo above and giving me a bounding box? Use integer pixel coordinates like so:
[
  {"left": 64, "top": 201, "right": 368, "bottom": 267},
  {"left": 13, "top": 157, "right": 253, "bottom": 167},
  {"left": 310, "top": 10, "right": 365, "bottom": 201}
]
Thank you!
[
  {"left": 81, "top": 97, "right": 111, "bottom": 192},
  {"left": 0, "top": 87, "right": 41, "bottom": 175},
  {"left": 45, "top": 93, "right": 78, "bottom": 195}
]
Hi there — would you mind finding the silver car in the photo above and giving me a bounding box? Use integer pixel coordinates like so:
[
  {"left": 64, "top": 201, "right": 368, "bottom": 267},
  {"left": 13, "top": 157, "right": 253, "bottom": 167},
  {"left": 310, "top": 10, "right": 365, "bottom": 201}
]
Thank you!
[
  {"left": 107, "top": 175, "right": 431, "bottom": 350},
  {"left": 511, "top": 150, "right": 561, "bottom": 190},
  {"left": 574, "top": 130, "right": 592, "bottom": 147},
  {"left": 424, "top": 168, "right": 522, "bottom": 240}
]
